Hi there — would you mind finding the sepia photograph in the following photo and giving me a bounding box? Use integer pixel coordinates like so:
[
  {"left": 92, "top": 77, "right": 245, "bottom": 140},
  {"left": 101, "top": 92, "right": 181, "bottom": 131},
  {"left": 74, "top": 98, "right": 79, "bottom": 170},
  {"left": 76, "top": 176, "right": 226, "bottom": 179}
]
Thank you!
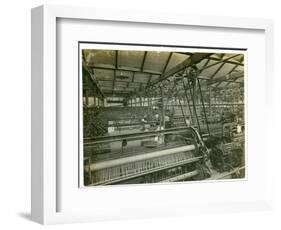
[{"left": 80, "top": 44, "right": 246, "bottom": 186}]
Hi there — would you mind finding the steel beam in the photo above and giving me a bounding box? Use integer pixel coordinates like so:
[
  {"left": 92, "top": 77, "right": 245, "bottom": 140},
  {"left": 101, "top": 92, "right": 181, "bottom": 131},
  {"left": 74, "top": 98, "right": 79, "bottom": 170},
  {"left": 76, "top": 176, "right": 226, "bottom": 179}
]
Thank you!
[
  {"left": 161, "top": 52, "right": 173, "bottom": 74},
  {"left": 201, "top": 54, "right": 241, "bottom": 71},
  {"left": 153, "top": 53, "right": 212, "bottom": 86},
  {"left": 88, "top": 65, "right": 162, "bottom": 76},
  {"left": 141, "top": 51, "right": 147, "bottom": 72},
  {"left": 175, "top": 52, "right": 244, "bottom": 66}
]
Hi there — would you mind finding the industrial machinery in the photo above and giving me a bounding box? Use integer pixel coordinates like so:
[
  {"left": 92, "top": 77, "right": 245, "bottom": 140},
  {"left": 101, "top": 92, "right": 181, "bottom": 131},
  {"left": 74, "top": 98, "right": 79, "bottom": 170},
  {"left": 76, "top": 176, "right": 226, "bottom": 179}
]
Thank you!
[
  {"left": 84, "top": 126, "right": 211, "bottom": 186},
  {"left": 205, "top": 122, "right": 244, "bottom": 176},
  {"left": 82, "top": 50, "right": 246, "bottom": 186}
]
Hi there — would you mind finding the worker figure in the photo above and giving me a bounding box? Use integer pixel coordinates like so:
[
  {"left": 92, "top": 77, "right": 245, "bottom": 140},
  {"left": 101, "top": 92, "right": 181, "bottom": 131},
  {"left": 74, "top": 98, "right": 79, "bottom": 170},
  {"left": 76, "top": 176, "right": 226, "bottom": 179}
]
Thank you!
[
  {"left": 154, "top": 112, "right": 160, "bottom": 127},
  {"left": 141, "top": 115, "right": 148, "bottom": 131},
  {"left": 164, "top": 114, "right": 171, "bottom": 128},
  {"left": 185, "top": 116, "right": 191, "bottom": 126}
]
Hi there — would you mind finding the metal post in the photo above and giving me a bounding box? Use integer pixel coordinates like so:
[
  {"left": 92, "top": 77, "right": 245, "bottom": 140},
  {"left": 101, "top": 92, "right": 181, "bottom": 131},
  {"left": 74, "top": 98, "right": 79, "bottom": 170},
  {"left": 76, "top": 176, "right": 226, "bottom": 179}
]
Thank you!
[
  {"left": 209, "top": 87, "right": 211, "bottom": 115},
  {"left": 178, "top": 97, "right": 188, "bottom": 127},
  {"left": 197, "top": 78, "right": 210, "bottom": 135},
  {"left": 186, "top": 81, "right": 201, "bottom": 133},
  {"left": 182, "top": 79, "right": 194, "bottom": 125},
  {"left": 160, "top": 87, "right": 165, "bottom": 129}
]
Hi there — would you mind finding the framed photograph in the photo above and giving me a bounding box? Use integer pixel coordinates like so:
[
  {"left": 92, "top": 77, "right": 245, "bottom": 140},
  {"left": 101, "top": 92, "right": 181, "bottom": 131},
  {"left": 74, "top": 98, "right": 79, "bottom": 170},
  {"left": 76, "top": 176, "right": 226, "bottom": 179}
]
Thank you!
[
  {"left": 79, "top": 43, "right": 247, "bottom": 187},
  {"left": 31, "top": 5, "right": 274, "bottom": 224}
]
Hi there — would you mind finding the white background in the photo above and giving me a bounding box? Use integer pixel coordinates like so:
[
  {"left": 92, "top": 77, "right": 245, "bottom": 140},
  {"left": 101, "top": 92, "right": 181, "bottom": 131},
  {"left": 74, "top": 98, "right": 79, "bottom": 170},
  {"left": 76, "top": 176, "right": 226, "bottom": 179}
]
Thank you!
[{"left": 0, "top": 0, "right": 280, "bottom": 229}]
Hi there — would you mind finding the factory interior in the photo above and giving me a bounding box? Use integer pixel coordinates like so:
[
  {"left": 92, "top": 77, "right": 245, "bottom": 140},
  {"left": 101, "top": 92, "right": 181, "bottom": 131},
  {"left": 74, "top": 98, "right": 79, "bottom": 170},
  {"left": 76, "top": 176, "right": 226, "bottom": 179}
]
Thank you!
[{"left": 82, "top": 48, "right": 245, "bottom": 186}]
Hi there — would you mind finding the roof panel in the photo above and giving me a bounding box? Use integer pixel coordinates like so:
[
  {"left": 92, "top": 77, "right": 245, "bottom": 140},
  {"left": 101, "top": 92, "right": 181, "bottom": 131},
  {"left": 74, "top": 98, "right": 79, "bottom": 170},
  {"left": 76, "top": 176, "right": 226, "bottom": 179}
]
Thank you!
[
  {"left": 134, "top": 72, "right": 150, "bottom": 83},
  {"left": 212, "top": 63, "right": 237, "bottom": 79},
  {"left": 143, "top": 52, "right": 170, "bottom": 74},
  {"left": 150, "top": 74, "right": 160, "bottom": 82},
  {"left": 224, "top": 53, "right": 244, "bottom": 63},
  {"left": 84, "top": 49, "right": 115, "bottom": 67},
  {"left": 200, "top": 60, "right": 222, "bottom": 79},
  {"left": 98, "top": 81, "right": 113, "bottom": 87},
  {"left": 196, "top": 59, "right": 209, "bottom": 71},
  {"left": 118, "top": 50, "right": 145, "bottom": 70},
  {"left": 115, "top": 70, "right": 133, "bottom": 82},
  {"left": 125, "top": 87, "right": 136, "bottom": 91},
  {"left": 100, "top": 86, "right": 113, "bottom": 91},
  {"left": 115, "top": 81, "right": 128, "bottom": 88},
  {"left": 93, "top": 69, "right": 114, "bottom": 81},
  {"left": 165, "top": 53, "right": 190, "bottom": 72},
  {"left": 128, "top": 82, "right": 140, "bottom": 87},
  {"left": 235, "top": 65, "right": 244, "bottom": 72},
  {"left": 210, "top": 53, "right": 224, "bottom": 59}
]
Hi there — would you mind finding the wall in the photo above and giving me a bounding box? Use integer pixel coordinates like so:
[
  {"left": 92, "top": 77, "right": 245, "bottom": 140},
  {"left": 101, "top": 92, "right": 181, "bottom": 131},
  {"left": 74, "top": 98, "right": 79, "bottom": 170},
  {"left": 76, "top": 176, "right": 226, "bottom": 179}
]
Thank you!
[{"left": 0, "top": 0, "right": 280, "bottom": 229}]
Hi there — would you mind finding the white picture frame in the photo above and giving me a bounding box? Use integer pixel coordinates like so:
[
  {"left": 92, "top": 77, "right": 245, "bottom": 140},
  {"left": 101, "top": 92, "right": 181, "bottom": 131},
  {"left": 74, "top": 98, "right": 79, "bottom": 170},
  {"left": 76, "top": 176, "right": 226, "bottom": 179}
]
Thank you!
[{"left": 31, "top": 5, "right": 274, "bottom": 225}]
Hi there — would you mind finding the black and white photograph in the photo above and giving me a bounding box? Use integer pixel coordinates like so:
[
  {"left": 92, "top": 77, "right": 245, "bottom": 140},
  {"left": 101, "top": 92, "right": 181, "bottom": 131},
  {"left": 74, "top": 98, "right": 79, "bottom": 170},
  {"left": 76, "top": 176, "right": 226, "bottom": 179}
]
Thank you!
[{"left": 80, "top": 44, "right": 246, "bottom": 186}]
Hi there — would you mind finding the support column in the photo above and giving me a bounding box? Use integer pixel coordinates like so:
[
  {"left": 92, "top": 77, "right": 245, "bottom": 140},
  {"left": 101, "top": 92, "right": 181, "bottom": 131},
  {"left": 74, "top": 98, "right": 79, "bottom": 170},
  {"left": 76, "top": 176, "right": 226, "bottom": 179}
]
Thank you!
[
  {"left": 197, "top": 78, "right": 210, "bottom": 135},
  {"left": 209, "top": 87, "right": 211, "bottom": 115},
  {"left": 160, "top": 87, "right": 165, "bottom": 128},
  {"left": 182, "top": 80, "right": 194, "bottom": 125},
  {"left": 187, "top": 82, "right": 201, "bottom": 133}
]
